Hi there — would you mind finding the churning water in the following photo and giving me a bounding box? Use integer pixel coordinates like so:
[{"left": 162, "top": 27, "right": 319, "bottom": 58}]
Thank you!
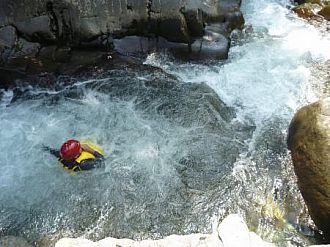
[{"left": 1, "top": 0, "right": 330, "bottom": 246}]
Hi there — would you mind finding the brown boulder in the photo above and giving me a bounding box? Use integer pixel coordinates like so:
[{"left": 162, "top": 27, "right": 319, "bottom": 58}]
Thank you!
[
  {"left": 319, "top": 5, "right": 330, "bottom": 20},
  {"left": 287, "top": 98, "right": 330, "bottom": 241},
  {"left": 292, "top": 3, "right": 322, "bottom": 19}
]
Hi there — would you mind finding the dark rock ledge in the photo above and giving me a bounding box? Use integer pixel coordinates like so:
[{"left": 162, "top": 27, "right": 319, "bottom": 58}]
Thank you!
[{"left": 0, "top": 0, "right": 244, "bottom": 86}]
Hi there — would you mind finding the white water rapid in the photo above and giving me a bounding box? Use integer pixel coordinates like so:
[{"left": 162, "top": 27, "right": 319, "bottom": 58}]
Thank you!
[{"left": 1, "top": 0, "right": 330, "bottom": 246}]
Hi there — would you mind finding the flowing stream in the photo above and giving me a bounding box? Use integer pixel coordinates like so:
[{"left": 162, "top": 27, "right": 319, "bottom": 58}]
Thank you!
[{"left": 1, "top": 0, "right": 330, "bottom": 246}]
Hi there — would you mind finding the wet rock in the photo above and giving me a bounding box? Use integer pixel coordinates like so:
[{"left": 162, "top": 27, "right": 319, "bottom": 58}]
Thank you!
[
  {"left": 294, "top": 0, "right": 330, "bottom": 5},
  {"left": 292, "top": 0, "right": 330, "bottom": 22},
  {"left": 52, "top": 47, "right": 72, "bottom": 63},
  {"left": 87, "top": 71, "right": 236, "bottom": 130},
  {"left": 0, "top": 0, "right": 244, "bottom": 71},
  {"left": 0, "top": 0, "right": 241, "bottom": 46},
  {"left": 113, "top": 32, "right": 230, "bottom": 61},
  {"left": 15, "top": 16, "right": 56, "bottom": 42},
  {"left": 0, "top": 68, "right": 27, "bottom": 88},
  {"left": 222, "top": 8, "right": 245, "bottom": 32},
  {"left": 15, "top": 38, "right": 40, "bottom": 57},
  {"left": 287, "top": 98, "right": 330, "bottom": 241},
  {"left": 38, "top": 45, "right": 73, "bottom": 63},
  {"left": 0, "top": 236, "right": 33, "bottom": 247},
  {"left": 292, "top": 3, "right": 322, "bottom": 19},
  {"left": 318, "top": 5, "right": 330, "bottom": 20},
  {"left": 0, "top": 26, "right": 17, "bottom": 64},
  {"left": 0, "top": 26, "right": 17, "bottom": 48}
]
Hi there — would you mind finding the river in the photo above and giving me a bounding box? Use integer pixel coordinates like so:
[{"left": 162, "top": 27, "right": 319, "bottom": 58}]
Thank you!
[{"left": 1, "top": 0, "right": 330, "bottom": 246}]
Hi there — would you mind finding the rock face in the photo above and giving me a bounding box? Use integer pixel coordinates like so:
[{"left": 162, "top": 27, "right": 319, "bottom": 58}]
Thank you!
[
  {"left": 319, "top": 5, "right": 330, "bottom": 20},
  {"left": 54, "top": 214, "right": 275, "bottom": 247},
  {"left": 0, "top": 0, "right": 243, "bottom": 44},
  {"left": 292, "top": 3, "right": 322, "bottom": 19},
  {"left": 287, "top": 98, "right": 330, "bottom": 241},
  {"left": 0, "top": 0, "right": 244, "bottom": 72},
  {"left": 293, "top": 0, "right": 330, "bottom": 21}
]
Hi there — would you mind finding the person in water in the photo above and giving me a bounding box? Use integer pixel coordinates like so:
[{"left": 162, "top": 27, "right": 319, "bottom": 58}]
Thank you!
[{"left": 43, "top": 139, "right": 105, "bottom": 172}]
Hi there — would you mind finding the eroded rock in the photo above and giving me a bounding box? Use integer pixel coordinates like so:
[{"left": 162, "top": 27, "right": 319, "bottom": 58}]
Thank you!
[
  {"left": 0, "top": 0, "right": 242, "bottom": 46},
  {"left": 292, "top": 3, "right": 322, "bottom": 19},
  {"left": 0, "top": 0, "right": 244, "bottom": 75},
  {"left": 287, "top": 98, "right": 330, "bottom": 241},
  {"left": 319, "top": 5, "right": 330, "bottom": 20}
]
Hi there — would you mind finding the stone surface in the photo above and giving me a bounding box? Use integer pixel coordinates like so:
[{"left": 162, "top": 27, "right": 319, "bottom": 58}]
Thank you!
[
  {"left": 287, "top": 98, "right": 330, "bottom": 241},
  {"left": 54, "top": 214, "right": 275, "bottom": 247},
  {"left": 294, "top": 0, "right": 330, "bottom": 5},
  {"left": 0, "top": 0, "right": 243, "bottom": 46},
  {"left": 318, "top": 5, "right": 330, "bottom": 20},
  {"left": 15, "top": 15, "right": 56, "bottom": 42},
  {"left": 0, "top": 0, "right": 244, "bottom": 71},
  {"left": 0, "top": 26, "right": 17, "bottom": 48},
  {"left": 15, "top": 38, "right": 40, "bottom": 57},
  {"left": 113, "top": 32, "right": 230, "bottom": 61},
  {"left": 292, "top": 3, "right": 322, "bottom": 19},
  {"left": 217, "top": 214, "right": 275, "bottom": 247},
  {"left": 0, "top": 25, "right": 17, "bottom": 64}
]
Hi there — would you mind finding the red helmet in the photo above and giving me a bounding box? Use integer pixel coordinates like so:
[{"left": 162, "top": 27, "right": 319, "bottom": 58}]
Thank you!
[{"left": 60, "top": 139, "right": 81, "bottom": 160}]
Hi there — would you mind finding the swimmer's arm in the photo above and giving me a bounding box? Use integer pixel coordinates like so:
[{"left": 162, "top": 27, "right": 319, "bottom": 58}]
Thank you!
[
  {"left": 78, "top": 158, "right": 104, "bottom": 170},
  {"left": 42, "top": 145, "right": 61, "bottom": 158}
]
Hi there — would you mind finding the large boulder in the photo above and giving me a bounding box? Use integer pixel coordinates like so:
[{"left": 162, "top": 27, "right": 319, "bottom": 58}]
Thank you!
[
  {"left": 292, "top": 3, "right": 322, "bottom": 19},
  {"left": 318, "top": 5, "right": 330, "bottom": 20},
  {"left": 287, "top": 98, "right": 330, "bottom": 241},
  {"left": 292, "top": 0, "right": 330, "bottom": 21}
]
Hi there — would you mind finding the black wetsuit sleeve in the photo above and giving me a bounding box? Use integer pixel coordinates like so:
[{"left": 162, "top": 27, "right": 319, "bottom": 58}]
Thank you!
[
  {"left": 42, "top": 146, "right": 61, "bottom": 158},
  {"left": 78, "top": 153, "right": 105, "bottom": 171}
]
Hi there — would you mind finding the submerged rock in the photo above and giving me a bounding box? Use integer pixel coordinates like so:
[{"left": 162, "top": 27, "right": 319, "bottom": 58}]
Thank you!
[
  {"left": 1, "top": 60, "right": 252, "bottom": 243},
  {"left": 287, "top": 98, "right": 330, "bottom": 241}
]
